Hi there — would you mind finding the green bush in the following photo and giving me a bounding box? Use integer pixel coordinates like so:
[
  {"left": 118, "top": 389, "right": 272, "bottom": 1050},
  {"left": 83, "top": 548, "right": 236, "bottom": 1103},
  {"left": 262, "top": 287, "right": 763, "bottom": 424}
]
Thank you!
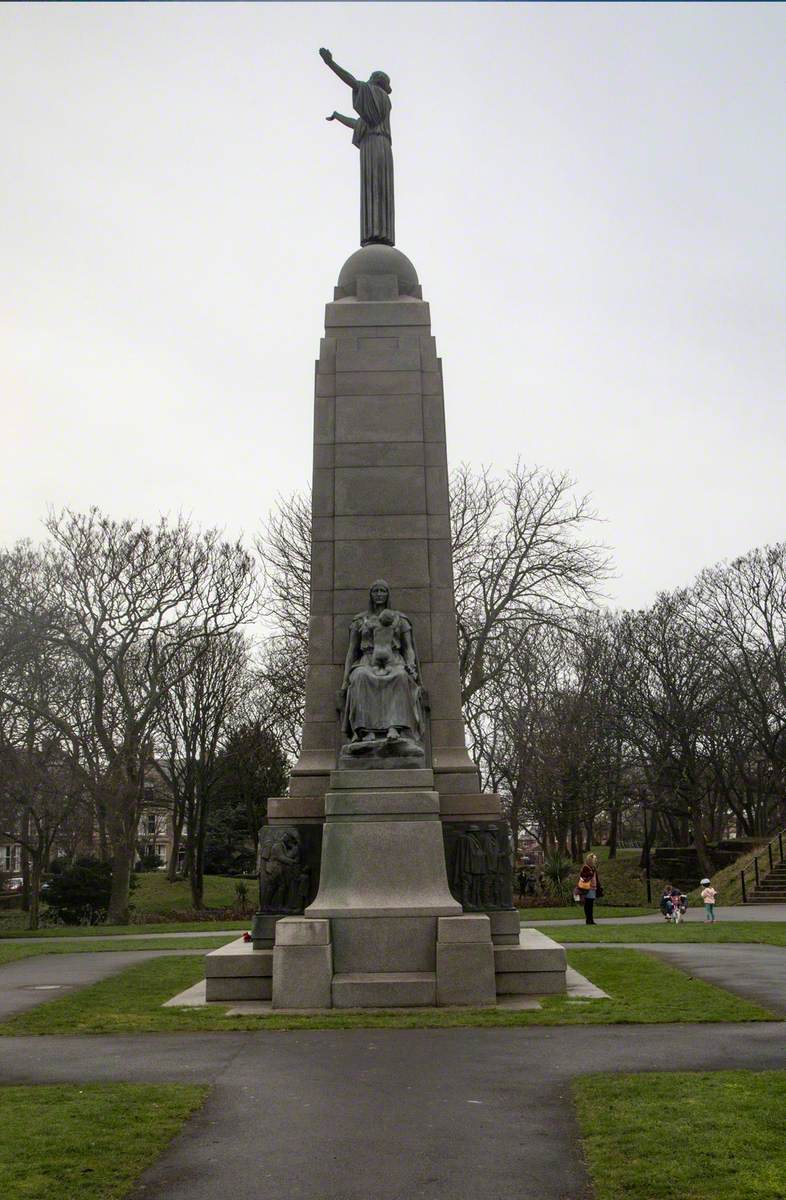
[{"left": 45, "top": 858, "right": 113, "bottom": 925}]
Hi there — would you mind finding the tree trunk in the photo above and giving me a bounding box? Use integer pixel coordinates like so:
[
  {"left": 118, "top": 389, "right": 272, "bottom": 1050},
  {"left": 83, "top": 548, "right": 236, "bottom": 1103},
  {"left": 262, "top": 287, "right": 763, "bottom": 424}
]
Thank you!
[
  {"left": 607, "top": 804, "right": 619, "bottom": 859},
  {"left": 107, "top": 841, "right": 135, "bottom": 925},
  {"left": 20, "top": 810, "right": 31, "bottom": 912},
  {"left": 189, "top": 787, "right": 208, "bottom": 911},
  {"left": 584, "top": 820, "right": 594, "bottom": 855},
  {"left": 27, "top": 855, "right": 42, "bottom": 931},
  {"left": 168, "top": 802, "right": 184, "bottom": 882},
  {"left": 95, "top": 799, "right": 110, "bottom": 863},
  {"left": 690, "top": 804, "right": 714, "bottom": 878}
]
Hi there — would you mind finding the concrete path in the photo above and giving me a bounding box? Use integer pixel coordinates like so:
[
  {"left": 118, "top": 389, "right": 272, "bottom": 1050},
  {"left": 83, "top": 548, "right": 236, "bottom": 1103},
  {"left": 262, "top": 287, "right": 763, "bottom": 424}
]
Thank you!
[
  {"left": 521, "top": 903, "right": 786, "bottom": 926},
  {"left": 1, "top": 1024, "right": 785, "bottom": 1200},
  {"left": 0, "top": 949, "right": 204, "bottom": 1018},
  {"left": 571, "top": 941, "right": 786, "bottom": 1016}
]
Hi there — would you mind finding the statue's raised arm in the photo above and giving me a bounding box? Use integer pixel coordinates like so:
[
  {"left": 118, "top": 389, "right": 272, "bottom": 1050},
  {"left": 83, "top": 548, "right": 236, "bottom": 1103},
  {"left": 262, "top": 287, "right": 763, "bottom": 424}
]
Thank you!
[
  {"left": 319, "top": 48, "right": 358, "bottom": 90},
  {"left": 319, "top": 46, "right": 395, "bottom": 248}
]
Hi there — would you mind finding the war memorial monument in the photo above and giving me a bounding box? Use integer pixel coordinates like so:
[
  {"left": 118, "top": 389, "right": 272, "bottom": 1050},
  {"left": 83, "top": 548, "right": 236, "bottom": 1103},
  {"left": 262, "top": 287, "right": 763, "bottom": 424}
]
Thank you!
[{"left": 204, "top": 49, "right": 567, "bottom": 1009}]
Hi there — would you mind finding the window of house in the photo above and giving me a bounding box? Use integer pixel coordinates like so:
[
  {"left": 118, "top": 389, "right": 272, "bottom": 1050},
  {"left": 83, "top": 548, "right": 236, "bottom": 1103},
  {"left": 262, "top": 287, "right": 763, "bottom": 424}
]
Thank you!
[
  {"left": 156, "top": 844, "right": 167, "bottom": 867},
  {"left": 1, "top": 846, "right": 10, "bottom": 872},
  {"left": 146, "top": 814, "right": 157, "bottom": 836}
]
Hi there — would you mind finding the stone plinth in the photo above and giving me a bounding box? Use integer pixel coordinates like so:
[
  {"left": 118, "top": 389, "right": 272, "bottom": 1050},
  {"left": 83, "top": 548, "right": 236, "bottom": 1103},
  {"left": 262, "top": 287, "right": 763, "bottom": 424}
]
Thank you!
[{"left": 305, "top": 784, "right": 460, "bottom": 920}]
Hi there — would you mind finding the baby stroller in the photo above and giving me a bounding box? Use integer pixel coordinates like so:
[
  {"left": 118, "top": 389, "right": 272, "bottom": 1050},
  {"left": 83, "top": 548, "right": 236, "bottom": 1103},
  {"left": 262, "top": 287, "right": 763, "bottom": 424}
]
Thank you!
[{"left": 660, "top": 890, "right": 688, "bottom": 924}]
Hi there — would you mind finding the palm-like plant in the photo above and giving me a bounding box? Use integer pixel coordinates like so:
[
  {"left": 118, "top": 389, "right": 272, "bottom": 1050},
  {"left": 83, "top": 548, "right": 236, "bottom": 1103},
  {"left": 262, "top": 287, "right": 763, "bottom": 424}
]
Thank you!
[{"left": 542, "top": 851, "right": 574, "bottom": 903}]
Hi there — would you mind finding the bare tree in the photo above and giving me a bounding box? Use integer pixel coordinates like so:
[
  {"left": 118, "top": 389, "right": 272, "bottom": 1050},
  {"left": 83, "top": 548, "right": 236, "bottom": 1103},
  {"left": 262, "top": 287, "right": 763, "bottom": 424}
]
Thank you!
[
  {"left": 0, "top": 510, "right": 259, "bottom": 924},
  {"left": 155, "top": 632, "right": 251, "bottom": 908},
  {"left": 0, "top": 709, "right": 87, "bottom": 929},
  {"left": 696, "top": 545, "right": 786, "bottom": 806},
  {"left": 450, "top": 462, "right": 610, "bottom": 705}
]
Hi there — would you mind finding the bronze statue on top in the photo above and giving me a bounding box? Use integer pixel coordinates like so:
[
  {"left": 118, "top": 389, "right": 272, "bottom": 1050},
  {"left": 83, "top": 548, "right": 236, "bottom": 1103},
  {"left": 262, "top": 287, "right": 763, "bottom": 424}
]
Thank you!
[
  {"left": 339, "top": 580, "right": 425, "bottom": 767},
  {"left": 319, "top": 47, "right": 395, "bottom": 247}
]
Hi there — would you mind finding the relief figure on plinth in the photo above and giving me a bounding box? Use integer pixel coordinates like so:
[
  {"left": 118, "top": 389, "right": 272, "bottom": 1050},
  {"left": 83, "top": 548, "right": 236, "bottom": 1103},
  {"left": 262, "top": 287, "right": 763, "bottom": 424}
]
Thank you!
[
  {"left": 339, "top": 580, "right": 425, "bottom": 767},
  {"left": 257, "top": 826, "right": 309, "bottom": 914}
]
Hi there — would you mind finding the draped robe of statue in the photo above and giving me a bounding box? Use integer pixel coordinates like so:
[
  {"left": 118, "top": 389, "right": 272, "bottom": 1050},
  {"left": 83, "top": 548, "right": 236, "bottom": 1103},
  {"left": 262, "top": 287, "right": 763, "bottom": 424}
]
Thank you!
[
  {"left": 351, "top": 80, "right": 394, "bottom": 247},
  {"left": 342, "top": 607, "right": 423, "bottom": 742}
]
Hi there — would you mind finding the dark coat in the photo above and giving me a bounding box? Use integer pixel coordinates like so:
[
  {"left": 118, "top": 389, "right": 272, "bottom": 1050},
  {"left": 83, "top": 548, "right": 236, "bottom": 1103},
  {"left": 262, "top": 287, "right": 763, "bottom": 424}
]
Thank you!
[{"left": 577, "top": 864, "right": 604, "bottom": 898}]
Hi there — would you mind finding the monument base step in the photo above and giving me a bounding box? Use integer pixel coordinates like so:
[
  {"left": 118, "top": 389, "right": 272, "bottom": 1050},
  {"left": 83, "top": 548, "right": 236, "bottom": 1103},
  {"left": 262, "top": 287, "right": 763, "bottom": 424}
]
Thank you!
[
  {"left": 494, "top": 971, "right": 566, "bottom": 995},
  {"left": 492, "top": 929, "right": 567, "bottom": 996},
  {"left": 205, "top": 976, "right": 272, "bottom": 1002},
  {"left": 332, "top": 971, "right": 436, "bottom": 1008},
  {"left": 204, "top": 939, "right": 274, "bottom": 1001}
]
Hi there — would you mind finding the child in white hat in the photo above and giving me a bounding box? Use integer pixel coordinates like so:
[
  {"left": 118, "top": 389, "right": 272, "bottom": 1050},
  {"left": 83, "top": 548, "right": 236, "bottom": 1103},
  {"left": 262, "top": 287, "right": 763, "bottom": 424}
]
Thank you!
[{"left": 700, "top": 878, "right": 717, "bottom": 922}]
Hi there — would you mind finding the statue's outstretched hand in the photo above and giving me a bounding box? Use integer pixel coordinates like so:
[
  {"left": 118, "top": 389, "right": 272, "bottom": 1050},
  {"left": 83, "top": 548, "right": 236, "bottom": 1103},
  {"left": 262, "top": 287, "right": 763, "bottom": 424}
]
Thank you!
[
  {"left": 326, "top": 112, "right": 337, "bottom": 121},
  {"left": 319, "top": 47, "right": 333, "bottom": 64}
]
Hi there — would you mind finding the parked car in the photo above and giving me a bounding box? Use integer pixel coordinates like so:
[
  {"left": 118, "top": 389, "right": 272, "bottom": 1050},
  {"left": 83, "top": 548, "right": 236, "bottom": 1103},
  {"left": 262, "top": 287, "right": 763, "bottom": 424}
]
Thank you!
[{"left": 2, "top": 876, "right": 24, "bottom": 895}]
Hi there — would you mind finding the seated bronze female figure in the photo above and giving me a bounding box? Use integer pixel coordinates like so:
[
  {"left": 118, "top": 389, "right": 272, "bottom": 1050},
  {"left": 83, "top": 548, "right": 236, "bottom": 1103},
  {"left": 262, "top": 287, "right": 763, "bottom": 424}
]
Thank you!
[{"left": 339, "top": 580, "right": 425, "bottom": 765}]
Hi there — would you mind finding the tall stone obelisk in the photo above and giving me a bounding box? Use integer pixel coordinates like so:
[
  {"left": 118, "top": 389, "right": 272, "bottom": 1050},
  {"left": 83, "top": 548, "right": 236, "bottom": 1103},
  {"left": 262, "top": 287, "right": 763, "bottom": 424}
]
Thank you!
[{"left": 286, "top": 244, "right": 487, "bottom": 813}]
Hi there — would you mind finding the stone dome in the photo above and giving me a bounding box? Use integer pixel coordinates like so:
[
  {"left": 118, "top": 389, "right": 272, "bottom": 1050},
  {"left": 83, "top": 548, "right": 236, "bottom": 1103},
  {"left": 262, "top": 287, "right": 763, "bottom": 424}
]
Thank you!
[{"left": 336, "top": 245, "right": 420, "bottom": 299}]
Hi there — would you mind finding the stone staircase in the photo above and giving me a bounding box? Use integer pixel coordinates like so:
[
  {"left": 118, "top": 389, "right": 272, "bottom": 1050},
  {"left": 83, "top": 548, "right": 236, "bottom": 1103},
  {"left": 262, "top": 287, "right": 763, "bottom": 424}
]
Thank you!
[{"left": 747, "top": 857, "right": 786, "bottom": 903}]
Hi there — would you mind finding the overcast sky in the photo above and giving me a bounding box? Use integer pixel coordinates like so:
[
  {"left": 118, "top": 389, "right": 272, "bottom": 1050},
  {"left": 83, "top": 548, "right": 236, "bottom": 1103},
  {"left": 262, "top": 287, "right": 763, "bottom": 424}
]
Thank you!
[{"left": 2, "top": 2, "right": 785, "bottom": 609}]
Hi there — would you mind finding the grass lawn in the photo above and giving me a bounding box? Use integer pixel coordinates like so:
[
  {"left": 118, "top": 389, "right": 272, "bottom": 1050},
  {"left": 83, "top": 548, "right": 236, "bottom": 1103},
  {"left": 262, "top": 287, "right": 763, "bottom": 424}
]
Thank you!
[
  {"left": 0, "top": 948, "right": 774, "bottom": 1035},
  {"left": 0, "top": 1083, "right": 207, "bottom": 1200},
  {"left": 0, "top": 936, "right": 235, "bottom": 968},
  {"left": 520, "top": 905, "right": 653, "bottom": 921},
  {"left": 129, "top": 872, "right": 255, "bottom": 914},
  {"left": 546, "top": 921, "right": 786, "bottom": 946},
  {"left": 0, "top": 919, "right": 249, "bottom": 939},
  {"left": 573, "top": 1070, "right": 786, "bottom": 1200},
  {"left": 0, "top": 874, "right": 255, "bottom": 934}
]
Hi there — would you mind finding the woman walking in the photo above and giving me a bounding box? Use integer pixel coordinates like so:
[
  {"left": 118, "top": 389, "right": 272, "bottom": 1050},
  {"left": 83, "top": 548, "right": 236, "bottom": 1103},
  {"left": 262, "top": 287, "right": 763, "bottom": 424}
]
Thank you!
[{"left": 577, "top": 853, "right": 603, "bottom": 925}]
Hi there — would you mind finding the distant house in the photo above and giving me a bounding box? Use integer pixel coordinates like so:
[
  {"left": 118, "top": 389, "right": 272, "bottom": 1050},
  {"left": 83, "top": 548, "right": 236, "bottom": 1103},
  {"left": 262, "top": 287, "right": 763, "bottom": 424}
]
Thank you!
[
  {"left": 2, "top": 759, "right": 183, "bottom": 888},
  {"left": 1, "top": 842, "right": 22, "bottom": 876},
  {"left": 135, "top": 761, "right": 184, "bottom": 873}
]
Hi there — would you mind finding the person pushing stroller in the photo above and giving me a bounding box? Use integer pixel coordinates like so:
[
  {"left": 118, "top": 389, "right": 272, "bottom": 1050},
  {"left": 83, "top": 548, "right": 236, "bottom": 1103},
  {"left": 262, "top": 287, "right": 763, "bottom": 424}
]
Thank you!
[{"left": 660, "top": 885, "right": 688, "bottom": 923}]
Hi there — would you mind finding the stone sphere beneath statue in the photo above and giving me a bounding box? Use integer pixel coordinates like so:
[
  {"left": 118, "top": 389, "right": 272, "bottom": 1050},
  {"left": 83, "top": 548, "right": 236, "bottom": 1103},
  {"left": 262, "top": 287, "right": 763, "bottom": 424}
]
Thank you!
[{"left": 336, "top": 245, "right": 420, "bottom": 299}]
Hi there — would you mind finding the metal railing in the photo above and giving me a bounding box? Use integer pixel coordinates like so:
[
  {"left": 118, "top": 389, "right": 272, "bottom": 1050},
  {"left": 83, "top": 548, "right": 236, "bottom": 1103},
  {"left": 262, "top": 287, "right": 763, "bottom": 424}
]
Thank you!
[{"left": 740, "top": 830, "right": 785, "bottom": 903}]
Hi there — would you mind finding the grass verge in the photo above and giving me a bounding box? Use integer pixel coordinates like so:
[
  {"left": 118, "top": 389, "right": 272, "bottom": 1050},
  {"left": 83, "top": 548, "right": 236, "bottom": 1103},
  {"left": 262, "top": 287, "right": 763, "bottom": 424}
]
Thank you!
[
  {"left": 520, "top": 905, "right": 653, "bottom": 921},
  {"left": 0, "top": 948, "right": 774, "bottom": 1035},
  {"left": 0, "top": 1083, "right": 207, "bottom": 1200},
  {"left": 0, "top": 919, "right": 249, "bottom": 939},
  {"left": 545, "top": 921, "right": 786, "bottom": 946},
  {"left": 573, "top": 1070, "right": 786, "bottom": 1200},
  {"left": 0, "top": 937, "right": 234, "bottom": 968}
]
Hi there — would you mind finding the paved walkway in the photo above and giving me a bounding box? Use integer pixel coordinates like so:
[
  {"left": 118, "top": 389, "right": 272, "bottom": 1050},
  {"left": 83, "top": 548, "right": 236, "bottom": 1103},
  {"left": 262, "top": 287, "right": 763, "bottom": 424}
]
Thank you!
[
  {"left": 1, "top": 1023, "right": 785, "bottom": 1200},
  {"left": 0, "top": 949, "right": 204, "bottom": 1018},
  {"left": 570, "top": 941, "right": 786, "bottom": 1016},
  {"left": 521, "top": 903, "right": 786, "bottom": 926}
]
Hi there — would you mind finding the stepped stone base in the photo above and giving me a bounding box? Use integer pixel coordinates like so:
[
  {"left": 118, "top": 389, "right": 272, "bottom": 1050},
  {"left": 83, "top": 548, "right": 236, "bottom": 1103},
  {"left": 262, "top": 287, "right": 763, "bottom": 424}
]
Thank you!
[
  {"left": 493, "top": 928, "right": 567, "bottom": 996},
  {"left": 204, "top": 940, "right": 273, "bottom": 1002},
  {"left": 202, "top": 920, "right": 567, "bottom": 1009},
  {"left": 333, "top": 972, "right": 436, "bottom": 1008}
]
